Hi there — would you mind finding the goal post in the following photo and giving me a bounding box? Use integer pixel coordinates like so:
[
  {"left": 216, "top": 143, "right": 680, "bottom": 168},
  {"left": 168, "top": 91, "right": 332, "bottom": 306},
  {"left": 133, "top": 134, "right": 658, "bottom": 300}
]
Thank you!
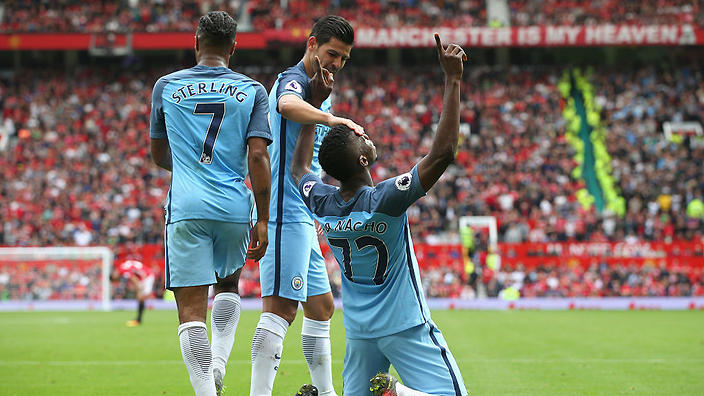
[
  {"left": 0, "top": 246, "right": 113, "bottom": 311},
  {"left": 459, "top": 216, "right": 498, "bottom": 252}
]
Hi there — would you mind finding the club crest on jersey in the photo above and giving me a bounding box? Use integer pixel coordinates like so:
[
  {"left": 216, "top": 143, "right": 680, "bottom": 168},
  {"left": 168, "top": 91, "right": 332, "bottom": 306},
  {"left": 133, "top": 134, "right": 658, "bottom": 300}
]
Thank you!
[
  {"left": 284, "top": 80, "right": 303, "bottom": 94},
  {"left": 395, "top": 173, "right": 412, "bottom": 191},
  {"left": 291, "top": 276, "right": 304, "bottom": 291},
  {"left": 302, "top": 181, "right": 316, "bottom": 197}
]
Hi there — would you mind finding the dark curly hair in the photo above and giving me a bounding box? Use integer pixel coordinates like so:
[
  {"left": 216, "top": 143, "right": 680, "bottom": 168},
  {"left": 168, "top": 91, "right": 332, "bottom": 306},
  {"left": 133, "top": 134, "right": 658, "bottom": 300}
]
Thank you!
[
  {"left": 310, "top": 15, "right": 354, "bottom": 46},
  {"left": 319, "top": 125, "right": 360, "bottom": 182},
  {"left": 196, "top": 11, "right": 237, "bottom": 51}
]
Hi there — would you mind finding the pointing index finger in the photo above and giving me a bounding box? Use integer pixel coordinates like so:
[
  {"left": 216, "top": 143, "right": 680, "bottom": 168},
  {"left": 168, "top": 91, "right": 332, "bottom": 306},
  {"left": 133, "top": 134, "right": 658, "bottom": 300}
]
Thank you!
[
  {"left": 314, "top": 55, "right": 323, "bottom": 75},
  {"left": 434, "top": 33, "right": 444, "bottom": 54}
]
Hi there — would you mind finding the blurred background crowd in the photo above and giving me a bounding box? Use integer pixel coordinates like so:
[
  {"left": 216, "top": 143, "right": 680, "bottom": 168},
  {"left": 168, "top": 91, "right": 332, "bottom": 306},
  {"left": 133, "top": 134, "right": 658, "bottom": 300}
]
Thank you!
[
  {"left": 3, "top": 64, "right": 702, "bottom": 247},
  {"left": 1, "top": 0, "right": 703, "bottom": 301},
  {"left": 2, "top": 0, "right": 700, "bottom": 32}
]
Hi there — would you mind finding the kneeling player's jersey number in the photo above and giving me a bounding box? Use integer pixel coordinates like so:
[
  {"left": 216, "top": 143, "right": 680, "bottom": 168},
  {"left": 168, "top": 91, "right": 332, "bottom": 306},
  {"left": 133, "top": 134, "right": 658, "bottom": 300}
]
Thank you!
[
  {"left": 193, "top": 102, "right": 225, "bottom": 164},
  {"left": 328, "top": 236, "right": 389, "bottom": 285}
]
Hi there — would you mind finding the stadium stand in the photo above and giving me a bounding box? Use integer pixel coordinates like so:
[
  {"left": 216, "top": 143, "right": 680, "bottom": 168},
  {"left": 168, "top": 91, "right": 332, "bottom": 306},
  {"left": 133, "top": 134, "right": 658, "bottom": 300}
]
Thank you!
[
  {"left": 3, "top": 254, "right": 702, "bottom": 300},
  {"left": 508, "top": 0, "right": 700, "bottom": 26},
  {"left": 5, "top": 65, "right": 702, "bottom": 248},
  {"left": 1, "top": 0, "right": 703, "bottom": 302},
  {"left": 1, "top": 61, "right": 702, "bottom": 299},
  {"left": 2, "top": 0, "right": 700, "bottom": 33}
]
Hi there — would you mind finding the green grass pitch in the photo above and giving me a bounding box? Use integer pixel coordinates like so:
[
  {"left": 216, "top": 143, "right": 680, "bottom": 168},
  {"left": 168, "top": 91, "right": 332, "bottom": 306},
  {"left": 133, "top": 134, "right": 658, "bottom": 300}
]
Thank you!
[{"left": 1, "top": 309, "right": 703, "bottom": 395}]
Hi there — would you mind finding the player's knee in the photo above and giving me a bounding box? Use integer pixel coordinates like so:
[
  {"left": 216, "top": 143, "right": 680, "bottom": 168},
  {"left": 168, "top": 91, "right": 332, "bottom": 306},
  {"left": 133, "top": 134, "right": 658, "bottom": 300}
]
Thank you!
[
  {"left": 262, "top": 296, "right": 299, "bottom": 324},
  {"left": 303, "top": 294, "right": 335, "bottom": 321},
  {"left": 320, "top": 298, "right": 334, "bottom": 320},
  {"left": 213, "top": 280, "right": 238, "bottom": 294},
  {"left": 269, "top": 305, "right": 297, "bottom": 325}
]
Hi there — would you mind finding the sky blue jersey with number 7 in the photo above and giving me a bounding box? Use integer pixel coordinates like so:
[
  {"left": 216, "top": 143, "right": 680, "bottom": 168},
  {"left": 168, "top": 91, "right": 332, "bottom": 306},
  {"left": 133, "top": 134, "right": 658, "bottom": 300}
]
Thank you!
[
  {"left": 149, "top": 65, "right": 272, "bottom": 224},
  {"left": 298, "top": 165, "right": 433, "bottom": 339}
]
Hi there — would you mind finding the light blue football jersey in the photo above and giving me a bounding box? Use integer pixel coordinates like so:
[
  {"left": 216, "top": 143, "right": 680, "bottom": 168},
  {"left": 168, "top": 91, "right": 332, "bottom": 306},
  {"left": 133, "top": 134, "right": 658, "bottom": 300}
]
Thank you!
[
  {"left": 268, "top": 61, "right": 332, "bottom": 225},
  {"left": 298, "top": 165, "right": 432, "bottom": 339},
  {"left": 150, "top": 65, "right": 272, "bottom": 224}
]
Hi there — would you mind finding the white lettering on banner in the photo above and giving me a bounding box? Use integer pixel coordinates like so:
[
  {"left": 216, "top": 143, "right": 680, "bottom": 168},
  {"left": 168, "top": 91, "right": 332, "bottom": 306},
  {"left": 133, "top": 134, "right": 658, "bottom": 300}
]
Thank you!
[
  {"left": 467, "top": 27, "right": 482, "bottom": 45},
  {"left": 680, "top": 24, "right": 696, "bottom": 45},
  {"left": 630, "top": 26, "right": 647, "bottom": 43},
  {"left": 355, "top": 25, "right": 698, "bottom": 48},
  {"left": 565, "top": 26, "right": 581, "bottom": 44},
  {"left": 356, "top": 28, "right": 376, "bottom": 47},
  {"left": 661, "top": 25, "right": 678, "bottom": 43},
  {"left": 496, "top": 28, "right": 512, "bottom": 46},
  {"left": 545, "top": 26, "right": 563, "bottom": 44},
  {"left": 616, "top": 26, "right": 632, "bottom": 44},
  {"left": 517, "top": 26, "right": 541, "bottom": 45}
]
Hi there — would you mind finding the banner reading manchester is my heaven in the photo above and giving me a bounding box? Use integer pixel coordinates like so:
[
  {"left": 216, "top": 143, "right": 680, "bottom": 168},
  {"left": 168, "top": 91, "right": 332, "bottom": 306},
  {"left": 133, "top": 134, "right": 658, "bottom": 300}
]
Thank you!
[{"left": 354, "top": 24, "right": 703, "bottom": 48}]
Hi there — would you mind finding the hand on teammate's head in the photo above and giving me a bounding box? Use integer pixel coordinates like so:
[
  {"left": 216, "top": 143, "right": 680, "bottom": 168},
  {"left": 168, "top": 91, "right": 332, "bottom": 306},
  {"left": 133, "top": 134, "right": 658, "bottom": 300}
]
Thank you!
[
  {"left": 434, "top": 33, "right": 466, "bottom": 80},
  {"left": 329, "top": 115, "right": 365, "bottom": 136}
]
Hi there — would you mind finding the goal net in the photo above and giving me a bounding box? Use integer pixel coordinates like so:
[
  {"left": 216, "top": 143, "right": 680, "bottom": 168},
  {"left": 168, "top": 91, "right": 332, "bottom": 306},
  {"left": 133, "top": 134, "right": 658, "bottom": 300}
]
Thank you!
[
  {"left": 458, "top": 216, "right": 498, "bottom": 298},
  {"left": 459, "top": 216, "right": 498, "bottom": 252},
  {"left": 0, "top": 247, "right": 113, "bottom": 311}
]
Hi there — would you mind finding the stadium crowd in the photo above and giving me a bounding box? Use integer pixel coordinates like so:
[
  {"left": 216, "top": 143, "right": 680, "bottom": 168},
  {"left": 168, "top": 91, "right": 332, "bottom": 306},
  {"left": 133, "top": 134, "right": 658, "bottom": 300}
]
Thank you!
[
  {"left": 508, "top": 0, "right": 700, "bottom": 26},
  {"left": 1, "top": 0, "right": 700, "bottom": 33},
  {"left": 3, "top": 258, "right": 703, "bottom": 301},
  {"left": 0, "top": 262, "right": 101, "bottom": 300},
  {"left": 2, "top": 63, "right": 703, "bottom": 247},
  {"left": 481, "top": 262, "right": 704, "bottom": 299},
  {"left": 1, "top": 56, "right": 703, "bottom": 301}
]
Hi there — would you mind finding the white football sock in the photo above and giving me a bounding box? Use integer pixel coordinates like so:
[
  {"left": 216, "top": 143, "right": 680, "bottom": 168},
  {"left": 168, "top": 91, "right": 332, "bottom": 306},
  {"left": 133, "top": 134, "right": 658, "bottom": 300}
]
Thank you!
[
  {"left": 250, "top": 313, "right": 289, "bottom": 396},
  {"left": 301, "top": 317, "right": 337, "bottom": 396},
  {"left": 178, "top": 321, "right": 217, "bottom": 396},
  {"left": 210, "top": 292, "right": 241, "bottom": 376},
  {"left": 395, "top": 383, "right": 433, "bottom": 396}
]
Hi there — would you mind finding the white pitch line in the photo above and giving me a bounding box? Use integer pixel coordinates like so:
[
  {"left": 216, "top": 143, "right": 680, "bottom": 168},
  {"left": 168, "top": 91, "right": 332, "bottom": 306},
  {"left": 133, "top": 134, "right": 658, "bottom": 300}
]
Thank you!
[{"left": 2, "top": 358, "right": 703, "bottom": 366}]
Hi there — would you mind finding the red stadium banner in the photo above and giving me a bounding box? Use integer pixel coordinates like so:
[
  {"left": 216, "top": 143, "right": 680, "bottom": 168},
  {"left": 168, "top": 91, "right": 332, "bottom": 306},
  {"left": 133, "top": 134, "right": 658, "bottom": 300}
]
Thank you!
[
  {"left": 0, "top": 32, "right": 266, "bottom": 50},
  {"left": 1, "top": 25, "right": 702, "bottom": 50},
  {"left": 354, "top": 24, "right": 704, "bottom": 48},
  {"left": 114, "top": 241, "right": 704, "bottom": 274}
]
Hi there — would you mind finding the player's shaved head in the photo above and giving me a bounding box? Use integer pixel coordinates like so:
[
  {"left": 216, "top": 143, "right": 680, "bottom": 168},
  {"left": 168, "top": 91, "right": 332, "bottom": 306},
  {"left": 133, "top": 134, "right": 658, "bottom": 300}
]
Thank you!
[
  {"left": 319, "top": 125, "right": 361, "bottom": 182},
  {"left": 196, "top": 11, "right": 237, "bottom": 51},
  {"left": 310, "top": 15, "right": 354, "bottom": 46}
]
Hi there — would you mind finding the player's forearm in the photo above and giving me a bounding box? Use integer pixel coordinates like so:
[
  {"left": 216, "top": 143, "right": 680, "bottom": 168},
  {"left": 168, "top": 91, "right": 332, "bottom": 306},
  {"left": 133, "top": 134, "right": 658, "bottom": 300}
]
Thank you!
[
  {"left": 279, "top": 95, "right": 332, "bottom": 126},
  {"left": 248, "top": 142, "right": 271, "bottom": 222},
  {"left": 430, "top": 78, "right": 460, "bottom": 166},
  {"left": 291, "top": 124, "right": 316, "bottom": 185},
  {"left": 150, "top": 138, "right": 173, "bottom": 171},
  {"left": 417, "top": 78, "right": 460, "bottom": 191}
]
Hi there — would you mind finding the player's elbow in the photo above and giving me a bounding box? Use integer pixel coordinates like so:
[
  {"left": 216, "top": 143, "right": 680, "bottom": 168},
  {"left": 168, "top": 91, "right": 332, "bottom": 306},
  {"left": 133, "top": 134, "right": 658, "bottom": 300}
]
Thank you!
[
  {"left": 150, "top": 138, "right": 171, "bottom": 170},
  {"left": 278, "top": 97, "right": 295, "bottom": 117},
  {"left": 248, "top": 144, "right": 270, "bottom": 170},
  {"left": 431, "top": 147, "right": 456, "bottom": 169},
  {"left": 290, "top": 162, "right": 308, "bottom": 185}
]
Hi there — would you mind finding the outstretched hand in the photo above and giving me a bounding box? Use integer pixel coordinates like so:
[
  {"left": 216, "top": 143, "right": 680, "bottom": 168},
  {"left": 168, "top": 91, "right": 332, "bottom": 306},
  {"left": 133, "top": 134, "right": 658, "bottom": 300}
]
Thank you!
[
  {"left": 435, "top": 33, "right": 467, "bottom": 80},
  {"left": 310, "top": 56, "right": 334, "bottom": 107}
]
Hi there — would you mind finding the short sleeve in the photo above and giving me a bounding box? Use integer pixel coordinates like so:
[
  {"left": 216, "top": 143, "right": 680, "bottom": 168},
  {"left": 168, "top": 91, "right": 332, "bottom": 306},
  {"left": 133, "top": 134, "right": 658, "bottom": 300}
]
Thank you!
[
  {"left": 246, "top": 84, "right": 273, "bottom": 145},
  {"left": 297, "top": 172, "right": 339, "bottom": 217},
  {"left": 275, "top": 70, "right": 309, "bottom": 107},
  {"left": 150, "top": 78, "right": 168, "bottom": 139},
  {"left": 373, "top": 165, "right": 427, "bottom": 216}
]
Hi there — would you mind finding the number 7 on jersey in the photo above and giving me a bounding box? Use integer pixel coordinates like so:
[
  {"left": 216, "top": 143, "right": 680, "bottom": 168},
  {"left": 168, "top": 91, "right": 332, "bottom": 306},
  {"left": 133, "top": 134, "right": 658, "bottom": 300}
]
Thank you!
[{"left": 193, "top": 102, "right": 225, "bottom": 164}]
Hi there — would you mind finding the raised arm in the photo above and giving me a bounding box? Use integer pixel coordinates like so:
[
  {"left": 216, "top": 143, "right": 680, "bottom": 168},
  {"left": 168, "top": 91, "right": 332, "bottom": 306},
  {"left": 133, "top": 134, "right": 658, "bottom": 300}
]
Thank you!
[
  {"left": 416, "top": 33, "right": 467, "bottom": 192},
  {"left": 291, "top": 56, "right": 335, "bottom": 185}
]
